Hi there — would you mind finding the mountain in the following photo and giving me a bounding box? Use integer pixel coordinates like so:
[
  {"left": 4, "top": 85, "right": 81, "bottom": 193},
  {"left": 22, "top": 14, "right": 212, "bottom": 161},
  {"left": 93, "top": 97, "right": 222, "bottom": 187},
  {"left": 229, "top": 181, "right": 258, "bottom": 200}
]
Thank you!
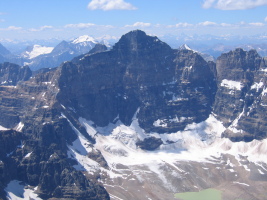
[
  {"left": 179, "top": 44, "right": 215, "bottom": 62},
  {"left": 0, "top": 43, "right": 11, "bottom": 56},
  {"left": 0, "top": 36, "right": 100, "bottom": 71},
  {"left": 0, "top": 62, "right": 32, "bottom": 86},
  {"left": 0, "top": 43, "right": 31, "bottom": 67},
  {"left": 27, "top": 35, "right": 99, "bottom": 71},
  {"left": 214, "top": 48, "right": 267, "bottom": 141},
  {"left": 0, "top": 30, "right": 267, "bottom": 200},
  {"left": 21, "top": 45, "right": 54, "bottom": 59},
  {"left": 72, "top": 44, "right": 108, "bottom": 64}
]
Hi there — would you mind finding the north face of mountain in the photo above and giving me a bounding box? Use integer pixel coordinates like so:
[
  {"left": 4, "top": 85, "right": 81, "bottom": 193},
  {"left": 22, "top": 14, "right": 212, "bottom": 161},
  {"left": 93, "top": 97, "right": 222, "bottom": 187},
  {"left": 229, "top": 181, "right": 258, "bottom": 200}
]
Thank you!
[{"left": 57, "top": 30, "right": 216, "bottom": 135}]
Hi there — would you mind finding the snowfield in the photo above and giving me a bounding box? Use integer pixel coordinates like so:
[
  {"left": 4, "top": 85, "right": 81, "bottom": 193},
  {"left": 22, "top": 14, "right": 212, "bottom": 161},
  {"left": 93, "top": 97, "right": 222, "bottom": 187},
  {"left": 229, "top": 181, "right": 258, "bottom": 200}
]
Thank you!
[
  {"left": 61, "top": 109, "right": 267, "bottom": 199},
  {"left": 24, "top": 45, "right": 53, "bottom": 59}
]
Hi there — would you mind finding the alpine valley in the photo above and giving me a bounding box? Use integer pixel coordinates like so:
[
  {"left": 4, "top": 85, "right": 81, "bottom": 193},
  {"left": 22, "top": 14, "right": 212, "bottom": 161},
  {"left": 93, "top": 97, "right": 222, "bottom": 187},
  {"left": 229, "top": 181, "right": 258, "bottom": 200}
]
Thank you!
[{"left": 0, "top": 30, "right": 267, "bottom": 200}]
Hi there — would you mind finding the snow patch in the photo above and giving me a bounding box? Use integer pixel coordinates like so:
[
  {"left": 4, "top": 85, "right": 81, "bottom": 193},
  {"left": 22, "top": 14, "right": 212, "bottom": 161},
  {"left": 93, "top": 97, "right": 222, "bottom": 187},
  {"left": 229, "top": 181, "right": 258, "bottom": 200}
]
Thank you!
[
  {"left": 169, "top": 95, "right": 189, "bottom": 103},
  {"left": 227, "top": 108, "right": 245, "bottom": 134},
  {"left": 260, "top": 68, "right": 267, "bottom": 72},
  {"left": 25, "top": 45, "right": 53, "bottom": 59},
  {"left": 5, "top": 180, "right": 41, "bottom": 200},
  {"left": 153, "top": 119, "right": 167, "bottom": 128},
  {"left": 261, "top": 87, "right": 267, "bottom": 96},
  {"left": 72, "top": 35, "right": 97, "bottom": 44},
  {"left": 251, "top": 81, "right": 264, "bottom": 92},
  {"left": 24, "top": 152, "right": 32, "bottom": 158},
  {"left": 0, "top": 125, "right": 9, "bottom": 131},
  {"left": 233, "top": 181, "right": 250, "bottom": 187},
  {"left": 79, "top": 118, "right": 97, "bottom": 138},
  {"left": 62, "top": 114, "right": 102, "bottom": 174},
  {"left": 15, "top": 122, "right": 24, "bottom": 132},
  {"left": 221, "top": 79, "right": 243, "bottom": 90}
]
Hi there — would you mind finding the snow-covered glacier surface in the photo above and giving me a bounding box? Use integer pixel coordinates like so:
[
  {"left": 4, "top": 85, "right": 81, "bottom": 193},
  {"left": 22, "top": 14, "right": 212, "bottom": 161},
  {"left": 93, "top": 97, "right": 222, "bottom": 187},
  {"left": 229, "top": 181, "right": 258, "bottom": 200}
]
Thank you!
[{"left": 64, "top": 111, "right": 267, "bottom": 200}]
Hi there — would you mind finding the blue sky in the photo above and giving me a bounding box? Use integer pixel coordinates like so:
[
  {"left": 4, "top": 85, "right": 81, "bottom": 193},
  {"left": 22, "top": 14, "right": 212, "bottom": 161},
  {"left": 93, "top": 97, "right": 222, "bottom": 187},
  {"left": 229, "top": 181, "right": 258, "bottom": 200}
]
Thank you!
[{"left": 1, "top": 0, "right": 267, "bottom": 41}]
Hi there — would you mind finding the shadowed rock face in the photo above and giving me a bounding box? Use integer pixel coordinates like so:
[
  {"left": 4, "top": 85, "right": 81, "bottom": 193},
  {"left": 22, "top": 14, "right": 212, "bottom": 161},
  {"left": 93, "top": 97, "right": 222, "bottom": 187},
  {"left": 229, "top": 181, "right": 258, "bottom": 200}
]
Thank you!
[
  {"left": 0, "top": 63, "right": 109, "bottom": 199},
  {"left": 57, "top": 30, "right": 216, "bottom": 133},
  {"left": 0, "top": 62, "right": 32, "bottom": 86},
  {"left": 213, "top": 48, "right": 267, "bottom": 141}
]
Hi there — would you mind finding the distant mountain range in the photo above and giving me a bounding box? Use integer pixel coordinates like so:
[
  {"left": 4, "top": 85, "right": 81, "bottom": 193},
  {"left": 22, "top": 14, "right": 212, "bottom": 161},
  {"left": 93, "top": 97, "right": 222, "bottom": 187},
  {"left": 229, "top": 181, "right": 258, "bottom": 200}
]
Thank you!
[
  {"left": 0, "top": 35, "right": 112, "bottom": 71},
  {"left": 2, "top": 34, "right": 267, "bottom": 72}
]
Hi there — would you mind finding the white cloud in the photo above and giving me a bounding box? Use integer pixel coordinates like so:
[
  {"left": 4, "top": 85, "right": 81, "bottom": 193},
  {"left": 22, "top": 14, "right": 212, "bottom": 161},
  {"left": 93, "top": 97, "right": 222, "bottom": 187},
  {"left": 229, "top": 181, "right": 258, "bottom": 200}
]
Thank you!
[
  {"left": 40, "top": 25, "right": 53, "bottom": 30},
  {"left": 220, "top": 23, "right": 232, "bottom": 27},
  {"left": 198, "top": 21, "right": 217, "bottom": 26},
  {"left": 265, "top": 17, "right": 267, "bottom": 22},
  {"left": 202, "top": 0, "right": 216, "bottom": 9},
  {"left": 0, "top": 26, "right": 22, "bottom": 31},
  {"left": 154, "top": 24, "right": 162, "bottom": 28},
  {"left": 125, "top": 22, "right": 151, "bottom": 27},
  {"left": 203, "top": 0, "right": 267, "bottom": 10},
  {"left": 175, "top": 22, "right": 193, "bottom": 27},
  {"left": 88, "top": 0, "right": 137, "bottom": 11},
  {"left": 29, "top": 25, "right": 53, "bottom": 32},
  {"left": 6, "top": 26, "right": 22, "bottom": 30},
  {"left": 103, "top": 25, "right": 115, "bottom": 28},
  {"left": 249, "top": 22, "right": 265, "bottom": 26},
  {"left": 65, "top": 23, "right": 96, "bottom": 29}
]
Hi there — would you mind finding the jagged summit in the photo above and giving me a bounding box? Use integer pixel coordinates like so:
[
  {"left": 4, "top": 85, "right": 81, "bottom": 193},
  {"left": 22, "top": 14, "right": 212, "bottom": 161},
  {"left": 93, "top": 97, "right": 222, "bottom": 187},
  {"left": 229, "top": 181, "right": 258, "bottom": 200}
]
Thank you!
[
  {"left": 113, "top": 30, "right": 172, "bottom": 53},
  {"left": 179, "top": 44, "right": 193, "bottom": 51}
]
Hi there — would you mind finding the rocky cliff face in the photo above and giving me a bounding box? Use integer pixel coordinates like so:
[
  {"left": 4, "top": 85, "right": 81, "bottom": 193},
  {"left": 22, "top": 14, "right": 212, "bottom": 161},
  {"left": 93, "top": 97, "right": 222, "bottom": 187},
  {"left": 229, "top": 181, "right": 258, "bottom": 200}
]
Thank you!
[
  {"left": 213, "top": 48, "right": 267, "bottom": 141},
  {"left": 0, "top": 62, "right": 32, "bottom": 86},
  {"left": 0, "top": 30, "right": 267, "bottom": 199},
  {"left": 0, "top": 64, "right": 109, "bottom": 199},
  {"left": 57, "top": 30, "right": 216, "bottom": 135}
]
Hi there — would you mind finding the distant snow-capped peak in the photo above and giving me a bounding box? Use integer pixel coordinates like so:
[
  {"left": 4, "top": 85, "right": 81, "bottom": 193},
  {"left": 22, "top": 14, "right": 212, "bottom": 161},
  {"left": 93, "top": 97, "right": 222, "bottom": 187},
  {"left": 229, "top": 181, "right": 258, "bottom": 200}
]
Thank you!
[
  {"left": 179, "top": 44, "right": 194, "bottom": 51},
  {"left": 24, "top": 45, "right": 54, "bottom": 59},
  {"left": 72, "top": 35, "right": 97, "bottom": 44}
]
